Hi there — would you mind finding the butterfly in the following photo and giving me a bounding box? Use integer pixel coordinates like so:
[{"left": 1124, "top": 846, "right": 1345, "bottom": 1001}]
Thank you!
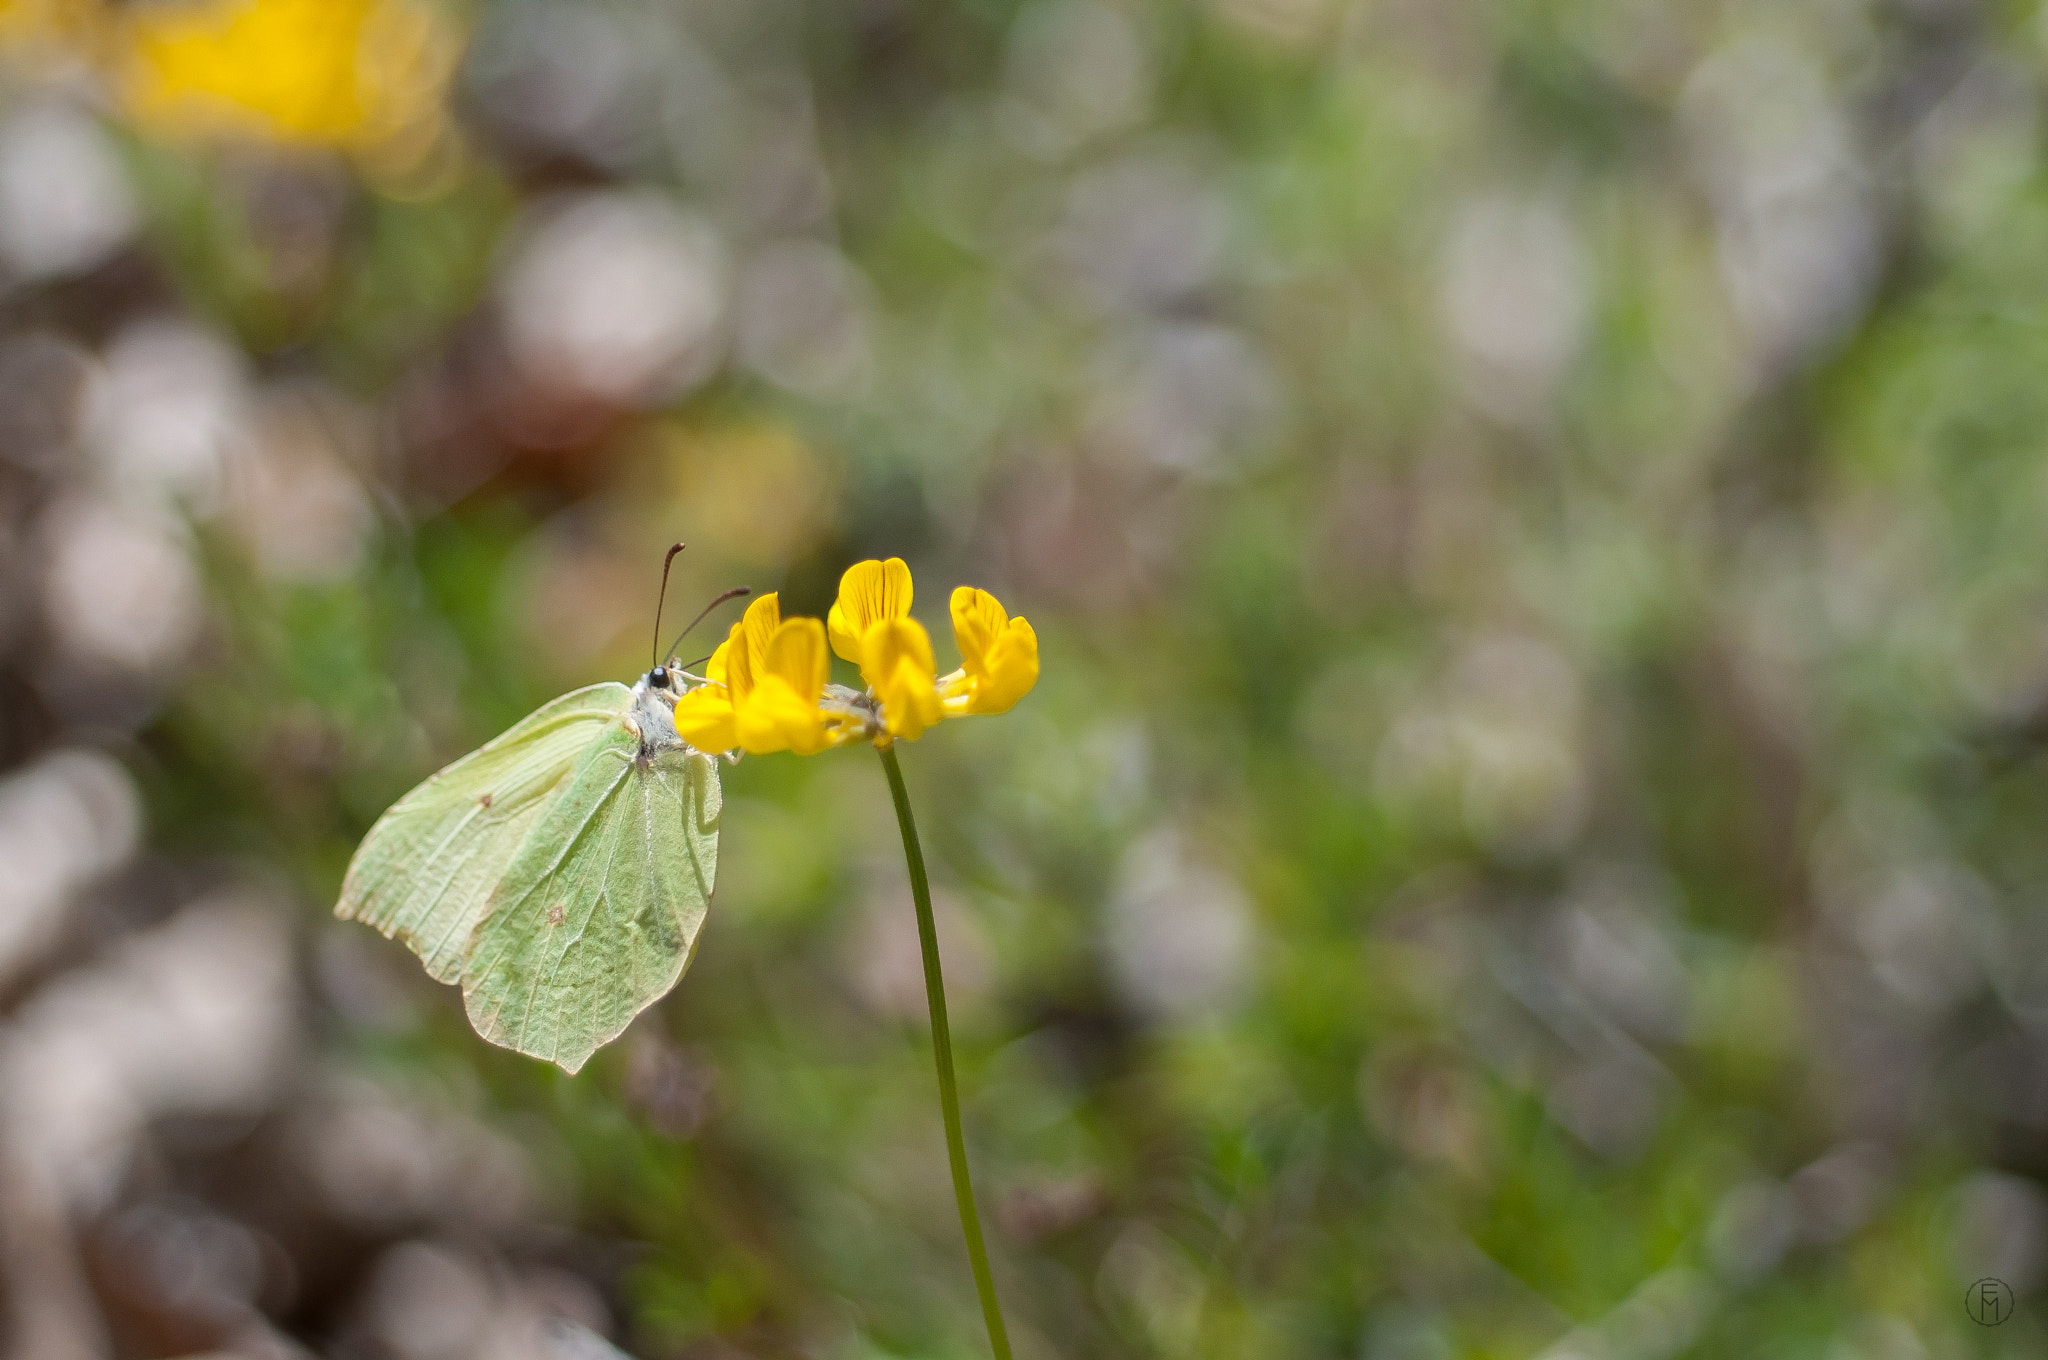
[{"left": 336, "top": 547, "right": 737, "bottom": 1074}]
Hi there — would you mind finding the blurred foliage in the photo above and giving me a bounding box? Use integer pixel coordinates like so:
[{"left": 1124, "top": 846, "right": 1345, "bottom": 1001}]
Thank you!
[{"left": 8, "top": 0, "right": 2048, "bottom": 1357}]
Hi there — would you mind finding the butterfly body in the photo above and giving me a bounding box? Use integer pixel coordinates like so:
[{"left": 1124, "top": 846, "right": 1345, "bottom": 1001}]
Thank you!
[
  {"left": 337, "top": 668, "right": 720, "bottom": 1073},
  {"left": 621, "top": 667, "right": 692, "bottom": 763}
]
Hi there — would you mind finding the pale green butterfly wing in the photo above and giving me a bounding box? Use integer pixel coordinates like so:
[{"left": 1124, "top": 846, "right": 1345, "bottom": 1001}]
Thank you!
[
  {"left": 336, "top": 683, "right": 633, "bottom": 983},
  {"left": 458, "top": 728, "right": 721, "bottom": 1074}
]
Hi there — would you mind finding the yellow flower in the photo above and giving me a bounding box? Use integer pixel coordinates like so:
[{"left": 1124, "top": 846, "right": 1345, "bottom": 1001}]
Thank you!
[
  {"left": 827, "top": 558, "right": 1038, "bottom": 742},
  {"left": 829, "top": 557, "right": 941, "bottom": 739},
  {"left": 679, "top": 561, "right": 1036, "bottom": 756},
  {"left": 942, "top": 587, "right": 1039, "bottom": 715},
  {"left": 672, "top": 593, "right": 842, "bottom": 756}
]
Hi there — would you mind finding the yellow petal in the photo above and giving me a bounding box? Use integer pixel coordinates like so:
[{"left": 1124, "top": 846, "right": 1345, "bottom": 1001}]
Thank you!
[
  {"left": 671, "top": 685, "right": 738, "bottom": 753},
  {"left": 739, "top": 592, "right": 782, "bottom": 666},
  {"left": 864, "top": 616, "right": 942, "bottom": 740},
  {"left": 859, "top": 613, "right": 933, "bottom": 691},
  {"left": 827, "top": 602, "right": 861, "bottom": 665},
  {"left": 720, "top": 593, "right": 782, "bottom": 703},
  {"left": 704, "top": 638, "right": 731, "bottom": 683},
  {"left": 761, "top": 617, "right": 828, "bottom": 703},
  {"left": 970, "top": 617, "right": 1039, "bottom": 714},
  {"left": 949, "top": 586, "right": 1008, "bottom": 676},
  {"left": 830, "top": 558, "right": 913, "bottom": 663},
  {"left": 879, "top": 658, "right": 942, "bottom": 740},
  {"left": 714, "top": 620, "right": 752, "bottom": 700},
  {"left": 734, "top": 673, "right": 831, "bottom": 755}
]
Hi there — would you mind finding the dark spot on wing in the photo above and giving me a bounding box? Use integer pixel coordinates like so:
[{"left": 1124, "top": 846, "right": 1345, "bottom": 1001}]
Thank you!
[
  {"left": 478, "top": 792, "right": 494, "bottom": 808},
  {"left": 547, "top": 901, "right": 565, "bottom": 926}
]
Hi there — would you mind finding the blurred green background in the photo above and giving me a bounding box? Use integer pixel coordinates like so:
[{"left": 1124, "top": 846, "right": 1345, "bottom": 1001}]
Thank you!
[{"left": 3, "top": 0, "right": 2048, "bottom": 1356}]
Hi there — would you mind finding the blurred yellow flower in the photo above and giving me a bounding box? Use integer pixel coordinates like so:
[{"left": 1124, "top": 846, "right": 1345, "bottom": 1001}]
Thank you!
[
  {"left": 673, "top": 594, "right": 847, "bottom": 757},
  {"left": 120, "top": 0, "right": 458, "bottom": 157}
]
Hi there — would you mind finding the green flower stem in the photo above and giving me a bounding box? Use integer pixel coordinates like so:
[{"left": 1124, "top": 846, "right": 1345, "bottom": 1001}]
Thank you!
[{"left": 878, "top": 742, "right": 1014, "bottom": 1360}]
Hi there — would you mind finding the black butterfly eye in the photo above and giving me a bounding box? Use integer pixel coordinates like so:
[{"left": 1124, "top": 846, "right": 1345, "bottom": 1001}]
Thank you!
[{"left": 649, "top": 665, "right": 669, "bottom": 688}]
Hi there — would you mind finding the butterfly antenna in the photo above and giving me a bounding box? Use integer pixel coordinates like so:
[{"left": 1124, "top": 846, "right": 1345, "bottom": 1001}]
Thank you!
[
  {"left": 651, "top": 542, "right": 686, "bottom": 673},
  {"left": 665, "top": 586, "right": 752, "bottom": 665}
]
